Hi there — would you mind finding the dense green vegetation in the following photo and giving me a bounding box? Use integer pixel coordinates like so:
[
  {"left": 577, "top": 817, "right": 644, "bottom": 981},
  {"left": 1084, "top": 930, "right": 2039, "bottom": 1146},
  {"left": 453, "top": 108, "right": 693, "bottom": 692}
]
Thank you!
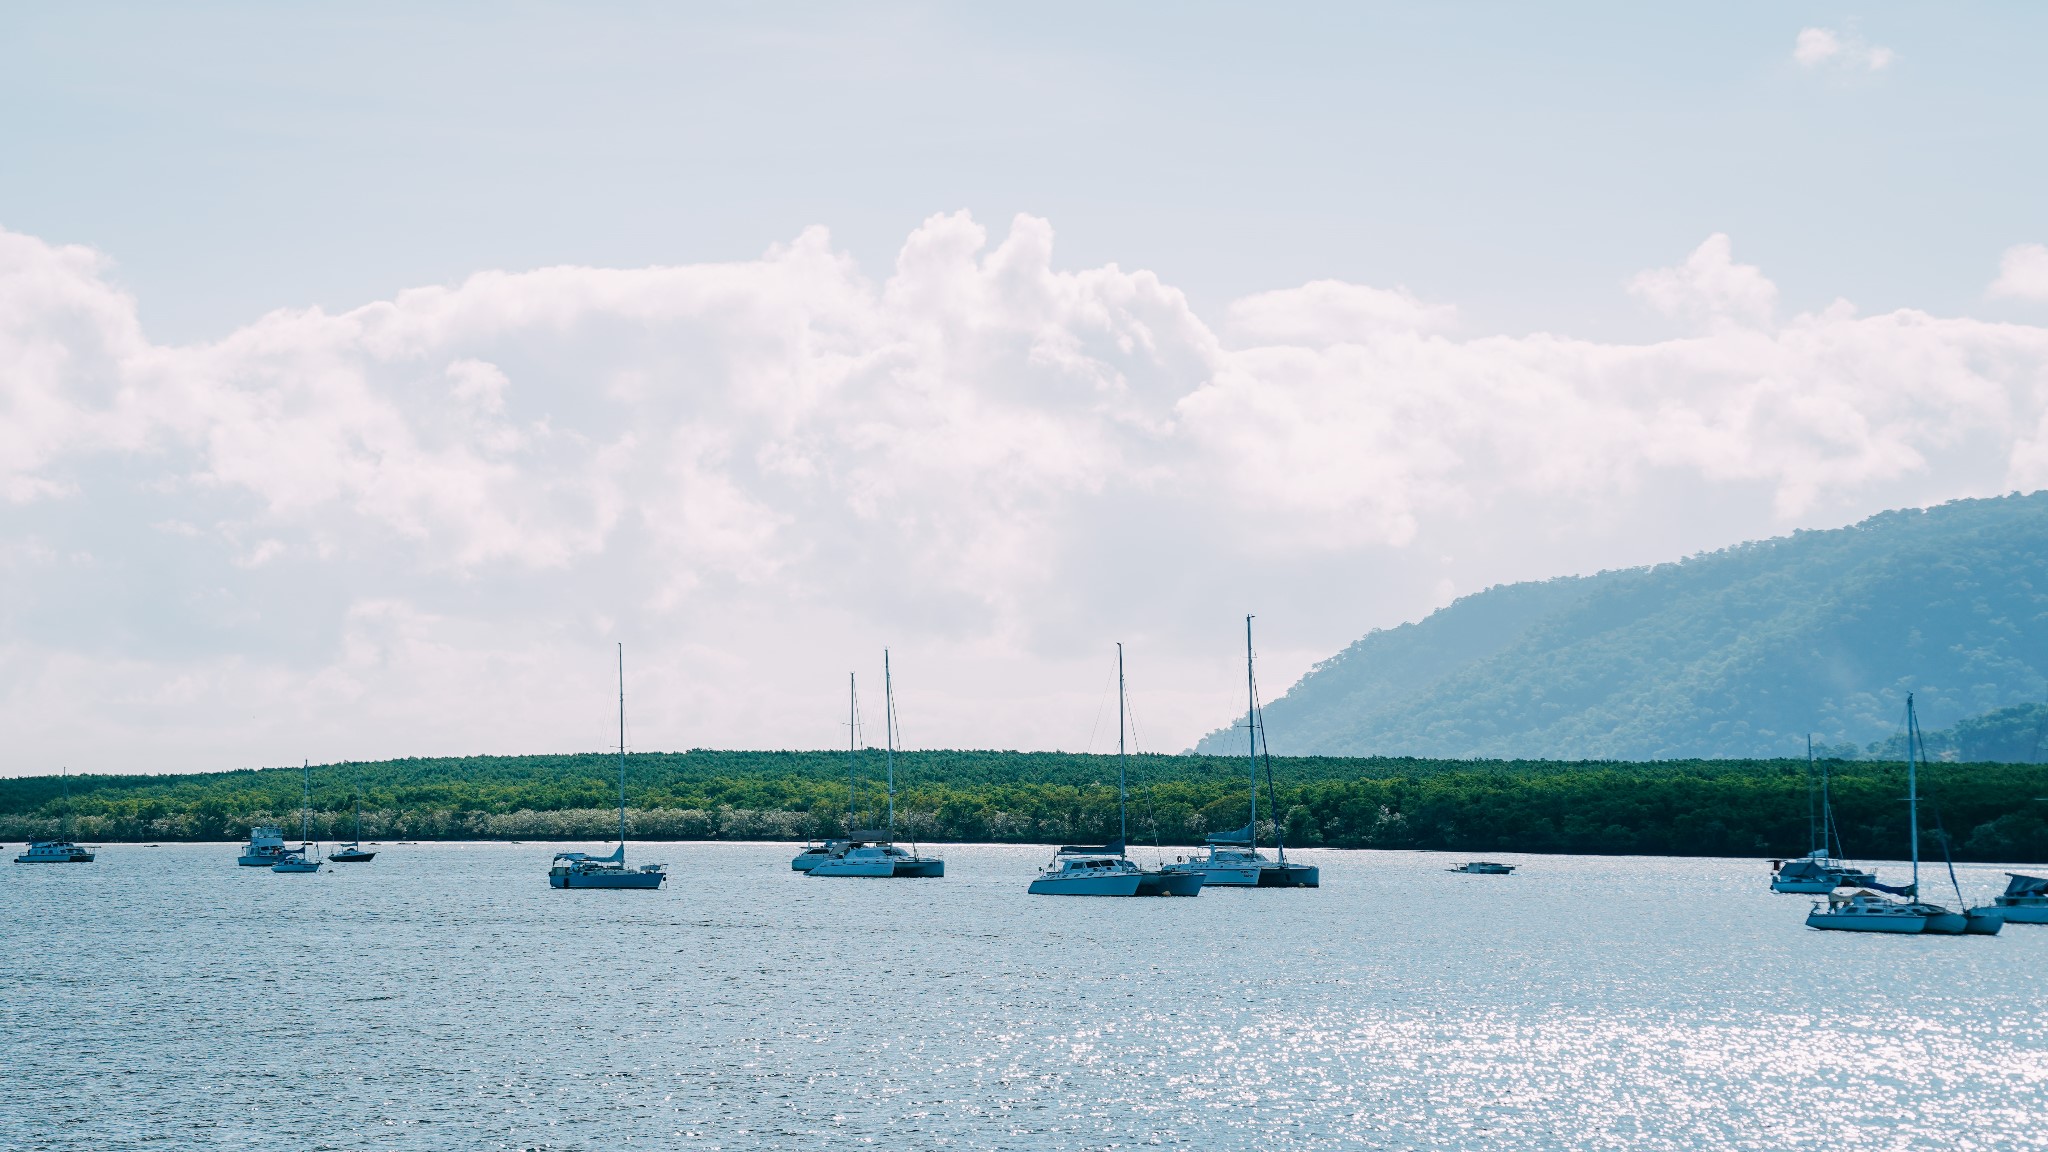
[
  {"left": 1199, "top": 492, "right": 2048, "bottom": 760},
  {"left": 6, "top": 751, "right": 2046, "bottom": 863}
]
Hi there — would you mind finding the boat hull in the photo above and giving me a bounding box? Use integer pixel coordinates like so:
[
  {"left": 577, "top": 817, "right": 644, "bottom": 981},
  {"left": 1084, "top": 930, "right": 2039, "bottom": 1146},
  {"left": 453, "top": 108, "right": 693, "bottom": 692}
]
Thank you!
[
  {"left": 1805, "top": 911, "right": 1925, "bottom": 933},
  {"left": 1258, "top": 863, "right": 1319, "bottom": 888},
  {"left": 791, "top": 852, "right": 829, "bottom": 872},
  {"left": 271, "top": 862, "right": 321, "bottom": 873},
  {"left": 1920, "top": 910, "right": 1969, "bottom": 935},
  {"left": 1136, "top": 870, "right": 1204, "bottom": 896},
  {"left": 327, "top": 851, "right": 376, "bottom": 863},
  {"left": 550, "top": 871, "right": 665, "bottom": 889},
  {"left": 1165, "top": 864, "right": 1259, "bottom": 887},
  {"left": 1964, "top": 908, "right": 2005, "bottom": 935},
  {"left": 809, "top": 859, "right": 895, "bottom": 877},
  {"left": 1028, "top": 873, "right": 1146, "bottom": 896},
  {"left": 237, "top": 855, "right": 284, "bottom": 867},
  {"left": 13, "top": 853, "right": 95, "bottom": 864},
  {"left": 1994, "top": 901, "right": 2048, "bottom": 924},
  {"left": 893, "top": 858, "right": 944, "bottom": 878},
  {"left": 1770, "top": 879, "right": 1839, "bottom": 894}
]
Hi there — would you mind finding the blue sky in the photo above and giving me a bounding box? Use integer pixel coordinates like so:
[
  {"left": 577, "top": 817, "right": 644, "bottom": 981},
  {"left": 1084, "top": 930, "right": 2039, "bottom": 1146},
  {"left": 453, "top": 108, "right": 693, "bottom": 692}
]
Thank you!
[{"left": 3, "top": 3, "right": 2046, "bottom": 772}]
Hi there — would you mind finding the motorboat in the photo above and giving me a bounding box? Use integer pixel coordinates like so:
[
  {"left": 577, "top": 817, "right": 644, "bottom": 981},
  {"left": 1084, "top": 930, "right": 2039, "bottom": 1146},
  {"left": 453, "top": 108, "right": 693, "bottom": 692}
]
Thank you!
[
  {"left": 272, "top": 760, "right": 323, "bottom": 874},
  {"left": 14, "top": 839, "right": 94, "bottom": 864},
  {"left": 548, "top": 644, "right": 665, "bottom": 890},
  {"left": 238, "top": 825, "right": 290, "bottom": 867},
  {"left": 1449, "top": 861, "right": 1515, "bottom": 874},
  {"left": 1993, "top": 874, "right": 2048, "bottom": 924},
  {"left": 328, "top": 766, "right": 376, "bottom": 863},
  {"left": 1027, "top": 645, "right": 1198, "bottom": 896},
  {"left": 17, "top": 768, "right": 97, "bottom": 864},
  {"left": 1161, "top": 618, "right": 1318, "bottom": 890},
  {"left": 1771, "top": 737, "right": 1877, "bottom": 893},
  {"left": 808, "top": 655, "right": 944, "bottom": 880}
]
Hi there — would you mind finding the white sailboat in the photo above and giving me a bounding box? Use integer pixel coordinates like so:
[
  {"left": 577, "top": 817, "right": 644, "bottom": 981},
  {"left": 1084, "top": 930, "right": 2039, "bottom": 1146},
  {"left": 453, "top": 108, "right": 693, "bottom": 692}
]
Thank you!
[
  {"left": 272, "top": 760, "right": 322, "bottom": 873},
  {"left": 1770, "top": 735, "right": 1877, "bottom": 893},
  {"left": 1163, "top": 617, "right": 1318, "bottom": 889},
  {"left": 1029, "top": 645, "right": 1201, "bottom": 897},
  {"left": 548, "top": 644, "right": 666, "bottom": 889},
  {"left": 328, "top": 763, "right": 376, "bottom": 863},
  {"left": 810, "top": 656, "right": 944, "bottom": 878},
  {"left": 13, "top": 766, "right": 95, "bottom": 864}
]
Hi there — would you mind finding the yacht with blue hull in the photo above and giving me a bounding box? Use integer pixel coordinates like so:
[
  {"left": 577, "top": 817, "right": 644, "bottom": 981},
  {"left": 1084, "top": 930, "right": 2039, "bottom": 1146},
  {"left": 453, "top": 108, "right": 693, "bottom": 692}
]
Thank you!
[
  {"left": 807, "top": 654, "right": 944, "bottom": 880},
  {"left": 1163, "top": 618, "right": 1318, "bottom": 890},
  {"left": 548, "top": 644, "right": 666, "bottom": 891}
]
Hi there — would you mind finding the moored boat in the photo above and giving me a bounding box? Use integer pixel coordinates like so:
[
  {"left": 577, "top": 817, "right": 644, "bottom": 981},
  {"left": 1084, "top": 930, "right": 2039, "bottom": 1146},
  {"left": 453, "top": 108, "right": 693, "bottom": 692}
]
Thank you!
[
  {"left": 1449, "top": 861, "right": 1515, "bottom": 875},
  {"left": 272, "top": 760, "right": 323, "bottom": 873},
  {"left": 1805, "top": 890, "right": 1928, "bottom": 933},
  {"left": 1771, "top": 737, "right": 1877, "bottom": 893},
  {"left": 328, "top": 764, "right": 376, "bottom": 863},
  {"left": 808, "top": 654, "right": 943, "bottom": 880},
  {"left": 547, "top": 644, "right": 665, "bottom": 890},
  {"left": 238, "top": 825, "right": 289, "bottom": 867},
  {"left": 1993, "top": 874, "right": 2048, "bottom": 924},
  {"left": 14, "top": 768, "right": 95, "bottom": 864}
]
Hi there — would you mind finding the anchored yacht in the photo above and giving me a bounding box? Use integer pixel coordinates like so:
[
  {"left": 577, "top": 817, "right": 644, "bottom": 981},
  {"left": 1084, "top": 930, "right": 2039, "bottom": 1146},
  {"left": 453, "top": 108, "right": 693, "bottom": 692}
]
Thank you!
[
  {"left": 1771, "top": 737, "right": 1877, "bottom": 893},
  {"left": 808, "top": 655, "right": 944, "bottom": 880},
  {"left": 1994, "top": 874, "right": 2048, "bottom": 924},
  {"left": 238, "top": 825, "right": 290, "bottom": 867},
  {"left": 1449, "top": 861, "right": 1515, "bottom": 874},
  {"left": 14, "top": 768, "right": 95, "bottom": 864},
  {"left": 272, "top": 760, "right": 323, "bottom": 873},
  {"left": 547, "top": 644, "right": 666, "bottom": 890}
]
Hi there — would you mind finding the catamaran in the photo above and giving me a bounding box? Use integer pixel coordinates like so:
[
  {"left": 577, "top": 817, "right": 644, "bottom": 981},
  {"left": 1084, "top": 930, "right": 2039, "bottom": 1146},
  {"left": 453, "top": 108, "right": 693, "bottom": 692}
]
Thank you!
[
  {"left": 1029, "top": 645, "right": 1201, "bottom": 897},
  {"left": 272, "top": 760, "right": 323, "bottom": 873},
  {"left": 13, "top": 766, "right": 96, "bottom": 864},
  {"left": 328, "top": 763, "right": 376, "bottom": 863},
  {"left": 810, "top": 656, "right": 944, "bottom": 878},
  {"left": 549, "top": 644, "right": 667, "bottom": 890},
  {"left": 1770, "top": 736, "right": 1878, "bottom": 893},
  {"left": 1163, "top": 617, "right": 1318, "bottom": 889}
]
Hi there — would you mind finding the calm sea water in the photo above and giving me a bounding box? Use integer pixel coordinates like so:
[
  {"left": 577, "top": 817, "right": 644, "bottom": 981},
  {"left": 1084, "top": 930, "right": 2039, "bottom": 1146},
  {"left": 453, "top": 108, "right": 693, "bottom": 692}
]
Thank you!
[{"left": 5, "top": 842, "right": 2044, "bottom": 1151}]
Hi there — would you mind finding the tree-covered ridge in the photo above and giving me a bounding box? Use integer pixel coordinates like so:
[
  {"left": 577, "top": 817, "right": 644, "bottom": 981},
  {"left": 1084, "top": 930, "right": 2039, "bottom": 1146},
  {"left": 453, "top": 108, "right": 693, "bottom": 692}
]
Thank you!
[
  {"left": 1197, "top": 492, "right": 2048, "bottom": 760},
  {"left": 4, "top": 750, "right": 2045, "bottom": 863}
]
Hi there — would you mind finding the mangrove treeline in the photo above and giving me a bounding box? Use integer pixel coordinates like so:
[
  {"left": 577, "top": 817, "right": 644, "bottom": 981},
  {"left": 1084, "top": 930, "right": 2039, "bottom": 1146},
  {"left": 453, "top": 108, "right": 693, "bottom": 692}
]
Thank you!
[{"left": 4, "top": 750, "right": 2047, "bottom": 862}]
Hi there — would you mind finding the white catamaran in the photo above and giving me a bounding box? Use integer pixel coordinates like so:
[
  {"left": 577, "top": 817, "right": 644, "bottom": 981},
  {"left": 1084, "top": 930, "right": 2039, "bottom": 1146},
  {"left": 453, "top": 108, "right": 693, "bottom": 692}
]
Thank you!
[
  {"left": 810, "top": 656, "right": 944, "bottom": 879},
  {"left": 1163, "top": 617, "right": 1318, "bottom": 889},
  {"left": 549, "top": 644, "right": 667, "bottom": 890}
]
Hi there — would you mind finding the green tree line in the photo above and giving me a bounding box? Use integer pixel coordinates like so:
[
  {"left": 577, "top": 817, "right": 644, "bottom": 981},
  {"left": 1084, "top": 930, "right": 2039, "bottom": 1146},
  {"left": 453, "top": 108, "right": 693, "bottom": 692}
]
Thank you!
[{"left": 4, "top": 751, "right": 2046, "bottom": 862}]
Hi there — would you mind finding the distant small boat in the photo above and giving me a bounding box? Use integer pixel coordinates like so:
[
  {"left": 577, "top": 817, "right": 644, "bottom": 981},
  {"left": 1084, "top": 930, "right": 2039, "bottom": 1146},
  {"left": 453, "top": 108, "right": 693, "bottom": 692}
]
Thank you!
[
  {"left": 328, "top": 764, "right": 376, "bottom": 863},
  {"left": 1449, "top": 861, "right": 1515, "bottom": 874},
  {"left": 272, "top": 760, "right": 323, "bottom": 873},
  {"left": 14, "top": 767, "right": 95, "bottom": 864},
  {"left": 808, "top": 654, "right": 944, "bottom": 879},
  {"left": 1993, "top": 874, "right": 2048, "bottom": 924},
  {"left": 1771, "top": 737, "right": 1877, "bottom": 893},
  {"left": 548, "top": 644, "right": 665, "bottom": 890}
]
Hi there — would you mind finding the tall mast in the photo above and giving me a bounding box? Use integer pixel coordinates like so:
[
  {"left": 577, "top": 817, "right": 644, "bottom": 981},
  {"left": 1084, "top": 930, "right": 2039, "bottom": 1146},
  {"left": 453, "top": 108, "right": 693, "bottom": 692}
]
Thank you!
[
  {"left": 301, "top": 759, "right": 312, "bottom": 846},
  {"left": 1821, "top": 743, "right": 1837, "bottom": 858},
  {"left": 617, "top": 643, "right": 628, "bottom": 854},
  {"left": 1806, "top": 734, "right": 1817, "bottom": 855},
  {"left": 353, "top": 763, "right": 363, "bottom": 844},
  {"left": 1906, "top": 694, "right": 1919, "bottom": 897},
  {"left": 848, "top": 673, "right": 858, "bottom": 835},
  {"left": 883, "top": 651, "right": 896, "bottom": 841},
  {"left": 61, "top": 766, "right": 71, "bottom": 840},
  {"left": 1117, "top": 643, "right": 1128, "bottom": 856},
  {"left": 1246, "top": 615, "right": 1257, "bottom": 851}
]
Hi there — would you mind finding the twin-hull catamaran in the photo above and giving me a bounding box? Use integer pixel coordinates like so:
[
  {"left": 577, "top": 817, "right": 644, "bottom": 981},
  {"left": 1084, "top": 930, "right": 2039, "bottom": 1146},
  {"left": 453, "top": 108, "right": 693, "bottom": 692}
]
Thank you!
[
  {"left": 810, "top": 655, "right": 944, "bottom": 879},
  {"left": 549, "top": 645, "right": 666, "bottom": 890},
  {"left": 14, "top": 767, "right": 95, "bottom": 864},
  {"left": 1029, "top": 644, "right": 1202, "bottom": 897},
  {"left": 1770, "top": 736, "right": 1876, "bottom": 893},
  {"left": 1164, "top": 617, "right": 1317, "bottom": 890}
]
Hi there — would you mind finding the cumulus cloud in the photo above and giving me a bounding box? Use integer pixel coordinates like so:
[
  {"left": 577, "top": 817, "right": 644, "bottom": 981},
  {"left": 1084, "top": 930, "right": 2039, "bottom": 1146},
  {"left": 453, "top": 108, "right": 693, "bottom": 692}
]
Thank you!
[
  {"left": 1989, "top": 243, "right": 2048, "bottom": 303},
  {"left": 2, "top": 214, "right": 2046, "bottom": 770},
  {"left": 1794, "top": 27, "right": 1896, "bottom": 72}
]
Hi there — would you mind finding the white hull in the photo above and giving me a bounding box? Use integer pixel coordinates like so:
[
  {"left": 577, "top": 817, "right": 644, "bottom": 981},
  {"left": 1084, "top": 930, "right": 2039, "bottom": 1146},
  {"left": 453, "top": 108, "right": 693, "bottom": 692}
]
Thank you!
[
  {"left": 1166, "top": 864, "right": 1260, "bottom": 886},
  {"left": 1029, "top": 872, "right": 1145, "bottom": 896},
  {"left": 1806, "top": 911, "right": 1925, "bottom": 933},
  {"left": 810, "top": 859, "right": 895, "bottom": 877},
  {"left": 1995, "top": 901, "right": 2048, "bottom": 924}
]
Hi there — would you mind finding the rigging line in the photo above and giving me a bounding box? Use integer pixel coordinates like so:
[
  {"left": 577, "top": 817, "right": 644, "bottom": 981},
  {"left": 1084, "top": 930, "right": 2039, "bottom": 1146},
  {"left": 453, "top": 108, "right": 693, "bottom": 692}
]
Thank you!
[{"left": 1081, "top": 657, "right": 1116, "bottom": 756}]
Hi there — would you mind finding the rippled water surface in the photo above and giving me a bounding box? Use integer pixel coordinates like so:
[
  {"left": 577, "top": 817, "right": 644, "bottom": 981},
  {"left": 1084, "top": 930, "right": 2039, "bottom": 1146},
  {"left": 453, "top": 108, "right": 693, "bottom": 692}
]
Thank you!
[{"left": 6, "top": 842, "right": 2045, "bottom": 1150}]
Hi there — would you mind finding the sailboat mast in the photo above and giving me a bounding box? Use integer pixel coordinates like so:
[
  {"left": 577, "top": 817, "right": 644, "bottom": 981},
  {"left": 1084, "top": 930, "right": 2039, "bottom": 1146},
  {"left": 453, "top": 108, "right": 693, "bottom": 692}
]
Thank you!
[
  {"left": 1907, "top": 694, "right": 1919, "bottom": 896},
  {"left": 1118, "top": 643, "right": 1128, "bottom": 855},
  {"left": 884, "top": 652, "right": 896, "bottom": 841},
  {"left": 1245, "top": 616, "right": 1257, "bottom": 851},
  {"left": 300, "top": 759, "right": 311, "bottom": 846},
  {"left": 848, "top": 673, "right": 858, "bottom": 834},
  {"left": 353, "top": 763, "right": 363, "bottom": 844},
  {"left": 1806, "top": 734, "right": 1817, "bottom": 854},
  {"left": 617, "top": 643, "right": 628, "bottom": 853}
]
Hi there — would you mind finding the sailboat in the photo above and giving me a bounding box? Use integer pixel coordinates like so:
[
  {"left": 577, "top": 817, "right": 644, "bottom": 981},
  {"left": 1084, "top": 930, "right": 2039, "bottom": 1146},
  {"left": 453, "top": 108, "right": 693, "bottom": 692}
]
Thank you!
[
  {"left": 1770, "top": 736, "right": 1877, "bottom": 893},
  {"left": 548, "top": 644, "right": 667, "bottom": 889},
  {"left": 1163, "top": 617, "right": 1318, "bottom": 889},
  {"left": 810, "top": 656, "right": 944, "bottom": 878},
  {"left": 13, "top": 766, "right": 96, "bottom": 864},
  {"left": 272, "top": 760, "right": 323, "bottom": 873},
  {"left": 1029, "top": 645, "right": 1202, "bottom": 896},
  {"left": 328, "top": 763, "right": 376, "bottom": 863},
  {"left": 1807, "top": 695, "right": 1972, "bottom": 934}
]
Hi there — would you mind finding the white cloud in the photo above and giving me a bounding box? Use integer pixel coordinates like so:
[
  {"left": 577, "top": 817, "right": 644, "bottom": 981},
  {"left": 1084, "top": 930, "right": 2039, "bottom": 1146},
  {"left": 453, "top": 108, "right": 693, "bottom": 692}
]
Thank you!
[
  {"left": 1794, "top": 27, "right": 1896, "bottom": 72},
  {"left": 2, "top": 215, "right": 2046, "bottom": 770},
  {"left": 1989, "top": 243, "right": 2048, "bottom": 303}
]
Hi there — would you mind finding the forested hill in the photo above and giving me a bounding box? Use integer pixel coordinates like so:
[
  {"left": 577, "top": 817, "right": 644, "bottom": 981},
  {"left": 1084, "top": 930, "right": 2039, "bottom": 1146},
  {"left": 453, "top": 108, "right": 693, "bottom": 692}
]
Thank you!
[
  {"left": 3, "top": 751, "right": 2046, "bottom": 863},
  {"left": 1197, "top": 492, "right": 2048, "bottom": 761}
]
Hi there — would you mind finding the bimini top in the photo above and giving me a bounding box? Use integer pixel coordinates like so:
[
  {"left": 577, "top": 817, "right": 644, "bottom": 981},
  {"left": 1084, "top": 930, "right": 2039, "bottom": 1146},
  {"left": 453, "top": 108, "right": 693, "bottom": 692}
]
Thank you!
[
  {"left": 553, "top": 845, "right": 626, "bottom": 864},
  {"left": 1204, "top": 822, "right": 1254, "bottom": 847},
  {"left": 2004, "top": 873, "right": 2048, "bottom": 898},
  {"left": 1056, "top": 838, "right": 1125, "bottom": 856}
]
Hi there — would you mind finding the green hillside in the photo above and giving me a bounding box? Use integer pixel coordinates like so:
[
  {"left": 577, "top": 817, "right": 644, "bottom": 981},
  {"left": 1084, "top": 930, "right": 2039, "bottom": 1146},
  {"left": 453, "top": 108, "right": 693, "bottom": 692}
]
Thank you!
[
  {"left": 4, "top": 751, "right": 2045, "bottom": 863},
  {"left": 1198, "top": 492, "right": 2048, "bottom": 760}
]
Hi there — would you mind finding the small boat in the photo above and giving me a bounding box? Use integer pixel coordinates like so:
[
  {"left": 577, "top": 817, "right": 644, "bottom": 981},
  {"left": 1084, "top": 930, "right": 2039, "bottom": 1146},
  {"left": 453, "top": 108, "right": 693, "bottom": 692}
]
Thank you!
[
  {"left": 1993, "top": 874, "right": 2048, "bottom": 924},
  {"left": 1449, "top": 861, "right": 1515, "bottom": 874},
  {"left": 1162, "top": 618, "right": 1318, "bottom": 890},
  {"left": 548, "top": 644, "right": 665, "bottom": 890},
  {"left": 1806, "top": 890, "right": 1928, "bottom": 933},
  {"left": 238, "top": 825, "right": 290, "bottom": 867},
  {"left": 272, "top": 760, "right": 323, "bottom": 873},
  {"left": 1027, "top": 644, "right": 1198, "bottom": 897},
  {"left": 14, "top": 767, "right": 95, "bottom": 864},
  {"left": 808, "top": 654, "right": 944, "bottom": 879},
  {"left": 1771, "top": 737, "right": 1879, "bottom": 893},
  {"left": 328, "top": 764, "right": 376, "bottom": 863}
]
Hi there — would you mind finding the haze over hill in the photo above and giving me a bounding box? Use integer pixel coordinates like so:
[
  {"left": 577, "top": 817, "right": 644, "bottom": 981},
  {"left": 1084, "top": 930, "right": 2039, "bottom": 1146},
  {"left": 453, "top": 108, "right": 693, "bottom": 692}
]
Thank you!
[{"left": 1199, "top": 493, "right": 2048, "bottom": 760}]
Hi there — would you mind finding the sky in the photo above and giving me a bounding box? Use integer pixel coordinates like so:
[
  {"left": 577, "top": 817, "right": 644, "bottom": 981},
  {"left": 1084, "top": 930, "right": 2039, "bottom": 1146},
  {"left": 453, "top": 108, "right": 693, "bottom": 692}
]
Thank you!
[{"left": 3, "top": 2, "right": 2047, "bottom": 774}]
